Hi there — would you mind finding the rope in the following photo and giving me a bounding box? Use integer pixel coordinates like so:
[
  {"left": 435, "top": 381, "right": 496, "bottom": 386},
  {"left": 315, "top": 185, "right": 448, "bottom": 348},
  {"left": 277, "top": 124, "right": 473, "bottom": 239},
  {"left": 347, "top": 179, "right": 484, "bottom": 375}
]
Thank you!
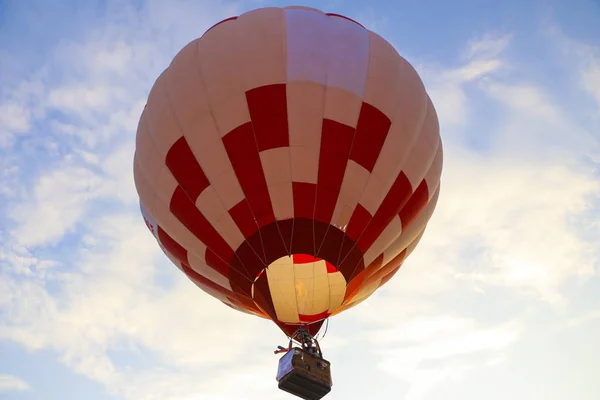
[{"left": 321, "top": 318, "right": 329, "bottom": 340}]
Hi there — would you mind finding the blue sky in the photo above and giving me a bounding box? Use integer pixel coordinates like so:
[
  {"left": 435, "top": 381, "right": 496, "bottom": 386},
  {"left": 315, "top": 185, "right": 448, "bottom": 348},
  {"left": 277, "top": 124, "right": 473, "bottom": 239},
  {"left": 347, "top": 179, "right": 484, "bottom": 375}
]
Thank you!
[{"left": 1, "top": 0, "right": 599, "bottom": 399}]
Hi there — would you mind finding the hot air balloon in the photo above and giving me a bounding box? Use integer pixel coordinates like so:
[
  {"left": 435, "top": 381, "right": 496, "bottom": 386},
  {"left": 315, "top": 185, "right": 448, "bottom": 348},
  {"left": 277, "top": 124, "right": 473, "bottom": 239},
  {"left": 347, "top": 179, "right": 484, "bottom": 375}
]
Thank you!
[{"left": 134, "top": 6, "right": 442, "bottom": 399}]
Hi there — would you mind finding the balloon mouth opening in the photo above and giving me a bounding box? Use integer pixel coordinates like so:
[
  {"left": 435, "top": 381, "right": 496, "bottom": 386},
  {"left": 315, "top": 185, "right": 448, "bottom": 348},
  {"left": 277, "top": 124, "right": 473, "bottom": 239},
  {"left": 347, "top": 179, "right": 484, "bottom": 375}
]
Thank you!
[{"left": 250, "top": 253, "right": 345, "bottom": 324}]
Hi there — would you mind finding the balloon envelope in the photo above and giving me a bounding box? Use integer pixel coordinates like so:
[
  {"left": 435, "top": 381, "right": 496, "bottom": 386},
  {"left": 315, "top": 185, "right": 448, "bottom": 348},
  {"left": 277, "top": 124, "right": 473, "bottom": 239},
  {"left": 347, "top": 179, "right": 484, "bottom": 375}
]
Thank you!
[{"left": 134, "top": 6, "right": 442, "bottom": 337}]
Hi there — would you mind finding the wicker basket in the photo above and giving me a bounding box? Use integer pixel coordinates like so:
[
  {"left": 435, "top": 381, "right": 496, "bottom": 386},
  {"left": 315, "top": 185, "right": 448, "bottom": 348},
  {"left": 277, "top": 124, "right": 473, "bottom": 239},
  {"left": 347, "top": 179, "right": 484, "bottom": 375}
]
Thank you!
[{"left": 277, "top": 348, "right": 332, "bottom": 400}]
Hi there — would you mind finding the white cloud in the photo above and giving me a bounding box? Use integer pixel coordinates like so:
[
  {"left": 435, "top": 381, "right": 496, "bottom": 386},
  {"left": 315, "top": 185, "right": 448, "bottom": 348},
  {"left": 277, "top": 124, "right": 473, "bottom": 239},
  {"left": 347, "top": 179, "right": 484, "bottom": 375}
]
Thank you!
[
  {"left": 417, "top": 33, "right": 511, "bottom": 131},
  {"left": 376, "top": 317, "right": 520, "bottom": 400},
  {"left": 0, "top": 101, "right": 30, "bottom": 134},
  {"left": 0, "top": 374, "right": 31, "bottom": 392},
  {"left": 47, "top": 85, "right": 126, "bottom": 117},
  {"left": 482, "top": 81, "right": 561, "bottom": 119},
  {"left": 438, "top": 147, "right": 597, "bottom": 304},
  {"left": 409, "top": 28, "right": 599, "bottom": 308},
  {"left": 566, "top": 309, "right": 600, "bottom": 329},
  {"left": 464, "top": 33, "right": 513, "bottom": 61},
  {"left": 543, "top": 22, "right": 600, "bottom": 114},
  {"left": 1, "top": 211, "right": 278, "bottom": 399},
  {"left": 9, "top": 165, "right": 106, "bottom": 247},
  {"left": 0, "top": 78, "right": 45, "bottom": 148},
  {"left": 581, "top": 57, "right": 600, "bottom": 110}
]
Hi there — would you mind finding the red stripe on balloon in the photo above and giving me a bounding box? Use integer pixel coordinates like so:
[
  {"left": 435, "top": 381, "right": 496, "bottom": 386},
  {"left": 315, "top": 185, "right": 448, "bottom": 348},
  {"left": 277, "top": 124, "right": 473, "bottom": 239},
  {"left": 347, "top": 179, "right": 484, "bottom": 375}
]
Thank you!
[
  {"left": 399, "top": 180, "right": 429, "bottom": 228},
  {"left": 326, "top": 261, "right": 337, "bottom": 273},
  {"left": 291, "top": 254, "right": 338, "bottom": 272},
  {"left": 349, "top": 103, "right": 391, "bottom": 172},
  {"left": 314, "top": 119, "right": 355, "bottom": 223},
  {"left": 204, "top": 247, "right": 232, "bottom": 278},
  {"left": 292, "top": 182, "right": 316, "bottom": 219},
  {"left": 223, "top": 122, "right": 275, "bottom": 229},
  {"left": 165, "top": 137, "right": 210, "bottom": 202},
  {"left": 292, "top": 184, "right": 317, "bottom": 255},
  {"left": 345, "top": 203, "right": 372, "bottom": 242},
  {"left": 356, "top": 171, "right": 412, "bottom": 253},
  {"left": 246, "top": 84, "right": 289, "bottom": 151},
  {"left": 229, "top": 199, "right": 260, "bottom": 238},
  {"left": 170, "top": 186, "right": 234, "bottom": 261},
  {"left": 157, "top": 226, "right": 189, "bottom": 265},
  {"left": 298, "top": 310, "right": 330, "bottom": 323}
]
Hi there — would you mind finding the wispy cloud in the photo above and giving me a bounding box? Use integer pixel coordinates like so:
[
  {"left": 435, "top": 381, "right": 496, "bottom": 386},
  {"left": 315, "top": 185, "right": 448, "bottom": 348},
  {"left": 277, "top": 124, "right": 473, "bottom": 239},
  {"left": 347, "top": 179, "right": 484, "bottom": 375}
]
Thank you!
[
  {"left": 376, "top": 317, "right": 520, "bottom": 400},
  {"left": 414, "top": 33, "right": 512, "bottom": 131},
  {"left": 542, "top": 20, "right": 600, "bottom": 116},
  {"left": 0, "top": 374, "right": 31, "bottom": 392}
]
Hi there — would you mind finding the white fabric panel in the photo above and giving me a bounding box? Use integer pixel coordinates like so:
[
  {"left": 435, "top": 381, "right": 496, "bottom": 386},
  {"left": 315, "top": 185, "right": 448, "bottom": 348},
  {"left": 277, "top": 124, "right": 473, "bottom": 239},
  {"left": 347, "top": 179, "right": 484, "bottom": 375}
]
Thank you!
[
  {"left": 323, "top": 86, "right": 362, "bottom": 128},
  {"left": 214, "top": 213, "right": 246, "bottom": 250},
  {"left": 290, "top": 146, "right": 320, "bottom": 184},
  {"left": 424, "top": 146, "right": 443, "bottom": 200},
  {"left": 185, "top": 131, "right": 245, "bottom": 210},
  {"left": 285, "top": 8, "right": 370, "bottom": 98},
  {"left": 134, "top": 163, "right": 208, "bottom": 260},
  {"left": 196, "top": 186, "right": 245, "bottom": 249},
  {"left": 284, "top": 9, "right": 328, "bottom": 84},
  {"left": 332, "top": 160, "right": 370, "bottom": 229},
  {"left": 144, "top": 71, "right": 183, "bottom": 159},
  {"left": 321, "top": 14, "right": 369, "bottom": 97},
  {"left": 357, "top": 174, "right": 387, "bottom": 216},
  {"left": 261, "top": 147, "right": 292, "bottom": 186},
  {"left": 363, "top": 31, "right": 402, "bottom": 118},
  {"left": 402, "top": 97, "right": 441, "bottom": 188},
  {"left": 211, "top": 94, "right": 252, "bottom": 138},
  {"left": 152, "top": 165, "right": 179, "bottom": 206},
  {"left": 268, "top": 182, "right": 294, "bottom": 220},
  {"left": 135, "top": 118, "right": 164, "bottom": 188},
  {"left": 287, "top": 82, "right": 325, "bottom": 148},
  {"left": 236, "top": 7, "right": 287, "bottom": 90},
  {"left": 166, "top": 39, "right": 212, "bottom": 133},
  {"left": 197, "top": 19, "right": 244, "bottom": 105}
]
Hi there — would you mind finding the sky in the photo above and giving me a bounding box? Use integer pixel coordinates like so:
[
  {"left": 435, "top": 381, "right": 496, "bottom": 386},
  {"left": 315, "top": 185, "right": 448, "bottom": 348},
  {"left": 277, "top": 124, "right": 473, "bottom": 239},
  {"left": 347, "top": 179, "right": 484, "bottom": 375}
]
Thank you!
[{"left": 0, "top": 0, "right": 599, "bottom": 399}]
